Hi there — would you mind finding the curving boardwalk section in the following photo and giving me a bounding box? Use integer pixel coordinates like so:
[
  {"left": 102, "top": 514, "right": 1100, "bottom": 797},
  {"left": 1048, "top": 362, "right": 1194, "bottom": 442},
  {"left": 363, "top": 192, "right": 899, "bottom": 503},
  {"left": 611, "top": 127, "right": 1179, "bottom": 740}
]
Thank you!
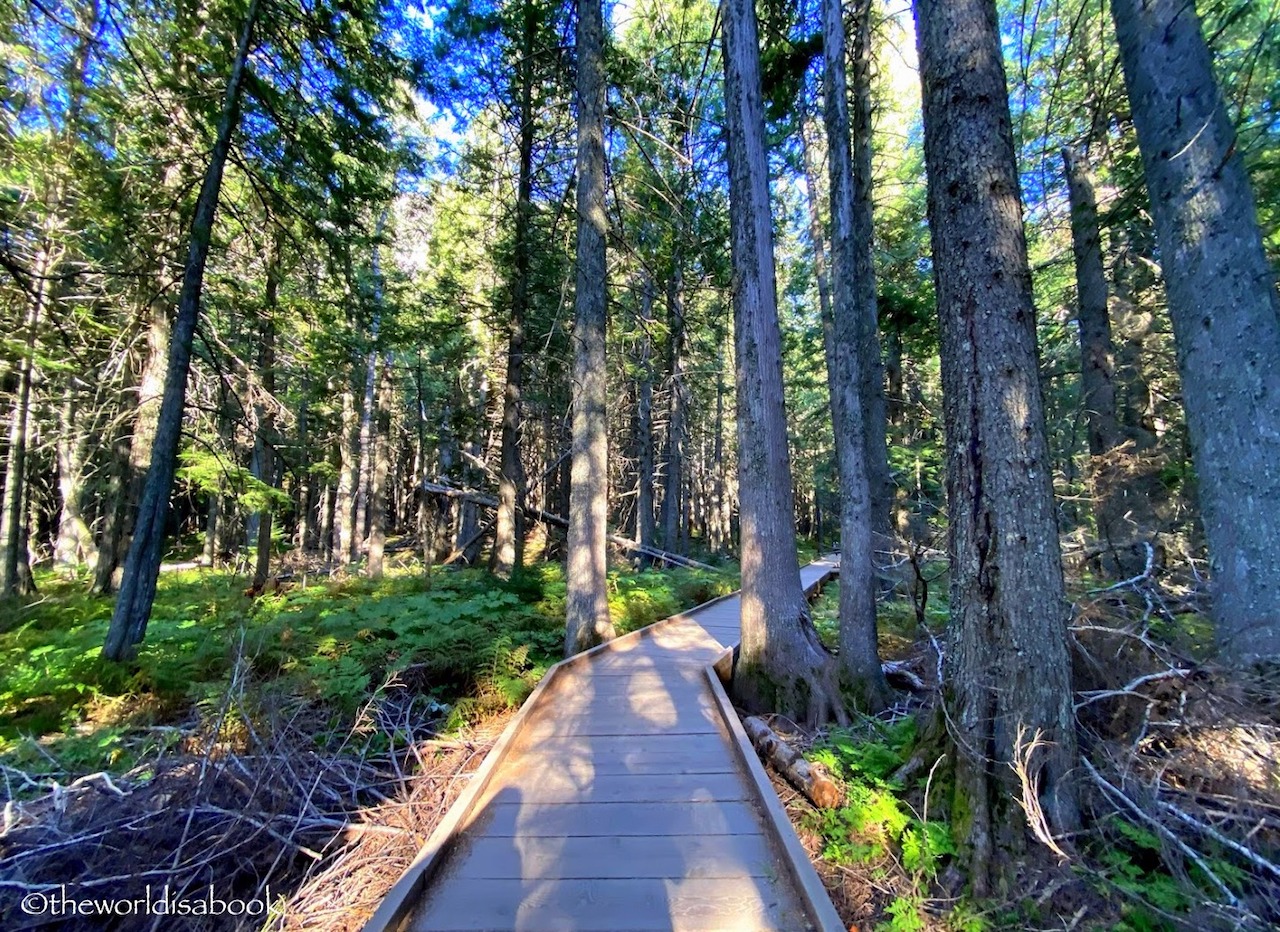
[{"left": 365, "top": 559, "right": 842, "bottom": 932}]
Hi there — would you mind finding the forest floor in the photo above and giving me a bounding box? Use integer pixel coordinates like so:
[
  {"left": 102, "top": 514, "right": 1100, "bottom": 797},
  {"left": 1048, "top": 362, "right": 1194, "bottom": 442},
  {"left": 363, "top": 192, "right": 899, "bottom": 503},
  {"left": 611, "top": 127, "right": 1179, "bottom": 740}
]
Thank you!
[
  {"left": 2, "top": 544, "right": 1276, "bottom": 931},
  {"left": 0, "top": 545, "right": 738, "bottom": 929},
  {"left": 773, "top": 560, "right": 1280, "bottom": 932}
]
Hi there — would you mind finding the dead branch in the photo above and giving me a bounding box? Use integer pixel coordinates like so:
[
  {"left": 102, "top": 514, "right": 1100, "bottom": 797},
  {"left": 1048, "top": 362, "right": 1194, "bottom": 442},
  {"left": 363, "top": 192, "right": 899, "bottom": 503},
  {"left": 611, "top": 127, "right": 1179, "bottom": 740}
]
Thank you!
[
  {"left": 1083, "top": 757, "right": 1239, "bottom": 907},
  {"left": 742, "top": 716, "right": 842, "bottom": 809}
]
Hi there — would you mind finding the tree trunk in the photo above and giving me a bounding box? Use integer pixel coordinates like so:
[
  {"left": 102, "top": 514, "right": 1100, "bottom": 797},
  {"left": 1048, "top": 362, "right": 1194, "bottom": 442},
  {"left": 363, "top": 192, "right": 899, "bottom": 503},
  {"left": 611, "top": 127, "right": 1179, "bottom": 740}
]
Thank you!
[
  {"left": 849, "top": 0, "right": 893, "bottom": 567},
  {"left": 1111, "top": 0, "right": 1280, "bottom": 666},
  {"left": 1, "top": 262, "right": 45, "bottom": 596},
  {"left": 102, "top": 0, "right": 261, "bottom": 660},
  {"left": 334, "top": 381, "right": 360, "bottom": 564},
  {"left": 635, "top": 274, "right": 657, "bottom": 559},
  {"left": 661, "top": 264, "right": 686, "bottom": 554},
  {"left": 722, "top": 0, "right": 844, "bottom": 726},
  {"left": 710, "top": 355, "right": 729, "bottom": 555},
  {"left": 823, "top": 0, "right": 890, "bottom": 712},
  {"left": 915, "top": 0, "right": 1079, "bottom": 892},
  {"left": 55, "top": 386, "right": 97, "bottom": 570},
  {"left": 367, "top": 361, "right": 394, "bottom": 577},
  {"left": 250, "top": 252, "right": 279, "bottom": 592},
  {"left": 1063, "top": 145, "right": 1158, "bottom": 568},
  {"left": 492, "top": 10, "right": 536, "bottom": 581},
  {"left": 564, "top": 0, "right": 616, "bottom": 655}
]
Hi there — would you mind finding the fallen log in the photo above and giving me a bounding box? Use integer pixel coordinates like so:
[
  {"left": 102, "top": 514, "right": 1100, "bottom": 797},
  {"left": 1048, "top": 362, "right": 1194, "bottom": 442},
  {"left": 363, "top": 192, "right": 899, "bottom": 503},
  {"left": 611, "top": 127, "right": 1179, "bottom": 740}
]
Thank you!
[
  {"left": 742, "top": 716, "right": 842, "bottom": 809},
  {"left": 421, "top": 480, "right": 721, "bottom": 572}
]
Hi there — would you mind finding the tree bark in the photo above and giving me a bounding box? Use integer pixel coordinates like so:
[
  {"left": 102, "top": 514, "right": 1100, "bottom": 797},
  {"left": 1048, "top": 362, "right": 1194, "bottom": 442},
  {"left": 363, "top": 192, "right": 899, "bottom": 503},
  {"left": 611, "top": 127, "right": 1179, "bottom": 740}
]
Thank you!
[
  {"left": 250, "top": 248, "right": 279, "bottom": 592},
  {"left": 367, "top": 360, "right": 394, "bottom": 577},
  {"left": 55, "top": 385, "right": 97, "bottom": 569},
  {"left": 1, "top": 260, "right": 46, "bottom": 596},
  {"left": 492, "top": 6, "right": 536, "bottom": 581},
  {"left": 635, "top": 274, "right": 657, "bottom": 560},
  {"left": 102, "top": 0, "right": 261, "bottom": 660},
  {"left": 849, "top": 0, "right": 893, "bottom": 568},
  {"left": 334, "top": 380, "right": 360, "bottom": 564},
  {"left": 1062, "top": 145, "right": 1158, "bottom": 567},
  {"left": 823, "top": 0, "right": 890, "bottom": 712},
  {"left": 915, "top": 0, "right": 1079, "bottom": 892},
  {"left": 1110, "top": 0, "right": 1280, "bottom": 665},
  {"left": 723, "top": 0, "right": 844, "bottom": 726},
  {"left": 661, "top": 264, "right": 686, "bottom": 553},
  {"left": 564, "top": 0, "right": 616, "bottom": 656}
]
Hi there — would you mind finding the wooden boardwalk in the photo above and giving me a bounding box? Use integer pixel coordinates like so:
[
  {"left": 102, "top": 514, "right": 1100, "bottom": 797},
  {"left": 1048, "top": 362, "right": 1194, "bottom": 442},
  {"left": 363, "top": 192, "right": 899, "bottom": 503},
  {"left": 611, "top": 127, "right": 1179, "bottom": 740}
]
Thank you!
[{"left": 365, "top": 559, "right": 842, "bottom": 932}]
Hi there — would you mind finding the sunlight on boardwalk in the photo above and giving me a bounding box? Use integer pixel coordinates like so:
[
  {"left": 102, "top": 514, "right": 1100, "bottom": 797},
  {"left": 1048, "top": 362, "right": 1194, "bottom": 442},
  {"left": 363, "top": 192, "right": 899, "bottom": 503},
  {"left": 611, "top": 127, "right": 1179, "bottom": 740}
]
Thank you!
[{"left": 370, "top": 559, "right": 841, "bottom": 932}]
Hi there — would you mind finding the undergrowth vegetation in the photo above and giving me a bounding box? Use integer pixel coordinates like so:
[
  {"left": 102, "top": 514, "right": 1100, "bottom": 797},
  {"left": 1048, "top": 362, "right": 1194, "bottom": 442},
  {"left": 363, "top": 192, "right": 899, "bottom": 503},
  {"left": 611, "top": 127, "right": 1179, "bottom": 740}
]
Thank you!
[
  {"left": 796, "top": 566, "right": 1279, "bottom": 932},
  {"left": 0, "top": 558, "right": 737, "bottom": 782}
]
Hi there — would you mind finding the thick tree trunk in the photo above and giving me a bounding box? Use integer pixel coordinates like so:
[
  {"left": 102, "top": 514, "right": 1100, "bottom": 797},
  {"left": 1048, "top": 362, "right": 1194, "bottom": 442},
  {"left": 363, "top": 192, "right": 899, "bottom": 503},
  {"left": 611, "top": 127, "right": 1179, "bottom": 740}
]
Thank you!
[
  {"left": 915, "top": 0, "right": 1079, "bottom": 892},
  {"left": 564, "top": 0, "right": 616, "bottom": 655},
  {"left": 823, "top": 0, "right": 890, "bottom": 712},
  {"left": 722, "top": 0, "right": 844, "bottom": 726},
  {"left": 102, "top": 0, "right": 261, "bottom": 660},
  {"left": 1111, "top": 0, "right": 1280, "bottom": 665}
]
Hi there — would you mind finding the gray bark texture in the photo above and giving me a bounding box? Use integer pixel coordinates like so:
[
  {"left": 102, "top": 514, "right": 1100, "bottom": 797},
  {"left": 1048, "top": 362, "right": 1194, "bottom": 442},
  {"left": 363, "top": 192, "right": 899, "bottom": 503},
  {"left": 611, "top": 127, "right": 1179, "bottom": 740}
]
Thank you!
[
  {"left": 564, "top": 0, "right": 616, "bottom": 656},
  {"left": 722, "top": 0, "right": 844, "bottom": 726},
  {"left": 915, "top": 0, "right": 1079, "bottom": 892},
  {"left": 102, "top": 0, "right": 260, "bottom": 660},
  {"left": 1111, "top": 0, "right": 1280, "bottom": 665},
  {"left": 822, "top": 0, "right": 890, "bottom": 712}
]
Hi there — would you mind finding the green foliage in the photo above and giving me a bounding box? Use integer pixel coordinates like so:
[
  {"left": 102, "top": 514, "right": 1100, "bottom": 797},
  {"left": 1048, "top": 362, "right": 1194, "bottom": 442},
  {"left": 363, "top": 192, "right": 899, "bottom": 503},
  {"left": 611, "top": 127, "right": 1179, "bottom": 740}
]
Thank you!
[
  {"left": 0, "top": 559, "right": 735, "bottom": 779},
  {"left": 177, "top": 449, "right": 292, "bottom": 514},
  {"left": 1088, "top": 813, "right": 1250, "bottom": 929}
]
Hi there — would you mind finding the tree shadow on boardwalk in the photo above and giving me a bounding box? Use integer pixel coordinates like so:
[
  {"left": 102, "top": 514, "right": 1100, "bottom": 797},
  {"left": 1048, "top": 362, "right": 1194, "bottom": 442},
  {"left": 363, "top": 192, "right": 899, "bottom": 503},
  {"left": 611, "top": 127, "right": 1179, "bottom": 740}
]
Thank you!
[{"left": 405, "top": 620, "right": 808, "bottom": 930}]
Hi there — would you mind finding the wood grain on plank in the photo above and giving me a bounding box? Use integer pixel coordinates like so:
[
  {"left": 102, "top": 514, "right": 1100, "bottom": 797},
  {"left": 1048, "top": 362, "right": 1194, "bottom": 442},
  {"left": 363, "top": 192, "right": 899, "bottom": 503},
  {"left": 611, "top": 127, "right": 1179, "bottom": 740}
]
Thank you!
[
  {"left": 443, "top": 832, "right": 777, "bottom": 880},
  {"left": 408, "top": 875, "right": 811, "bottom": 931},
  {"left": 473, "top": 770, "right": 749, "bottom": 808},
  {"left": 467, "top": 799, "right": 765, "bottom": 837}
]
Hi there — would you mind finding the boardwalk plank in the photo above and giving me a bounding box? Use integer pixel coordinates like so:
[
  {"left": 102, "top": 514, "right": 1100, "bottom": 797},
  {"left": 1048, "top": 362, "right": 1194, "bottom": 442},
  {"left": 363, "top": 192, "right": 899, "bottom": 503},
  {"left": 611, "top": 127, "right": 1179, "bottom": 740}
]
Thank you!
[
  {"left": 474, "top": 770, "right": 750, "bottom": 807},
  {"left": 445, "top": 831, "right": 776, "bottom": 880},
  {"left": 468, "top": 799, "right": 764, "bottom": 837},
  {"left": 384, "top": 560, "right": 843, "bottom": 932},
  {"left": 502, "top": 733, "right": 740, "bottom": 774},
  {"left": 408, "top": 876, "right": 811, "bottom": 931}
]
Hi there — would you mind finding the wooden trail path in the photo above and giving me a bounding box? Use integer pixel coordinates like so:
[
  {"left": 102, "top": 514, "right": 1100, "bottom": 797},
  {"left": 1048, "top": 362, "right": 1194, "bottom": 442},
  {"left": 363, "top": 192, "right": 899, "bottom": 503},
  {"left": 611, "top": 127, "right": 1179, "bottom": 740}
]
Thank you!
[{"left": 366, "top": 559, "right": 844, "bottom": 932}]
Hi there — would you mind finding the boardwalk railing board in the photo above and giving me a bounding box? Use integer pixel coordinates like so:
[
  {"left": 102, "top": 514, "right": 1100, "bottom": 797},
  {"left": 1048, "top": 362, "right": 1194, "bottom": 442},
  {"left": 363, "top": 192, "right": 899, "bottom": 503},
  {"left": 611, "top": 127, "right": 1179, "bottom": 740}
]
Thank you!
[{"left": 362, "top": 558, "right": 843, "bottom": 932}]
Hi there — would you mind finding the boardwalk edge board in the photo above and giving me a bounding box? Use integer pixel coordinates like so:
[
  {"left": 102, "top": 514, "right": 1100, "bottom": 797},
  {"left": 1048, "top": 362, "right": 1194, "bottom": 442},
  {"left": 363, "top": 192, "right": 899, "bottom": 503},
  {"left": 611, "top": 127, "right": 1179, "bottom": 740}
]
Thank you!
[{"left": 361, "top": 559, "right": 842, "bottom": 932}]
